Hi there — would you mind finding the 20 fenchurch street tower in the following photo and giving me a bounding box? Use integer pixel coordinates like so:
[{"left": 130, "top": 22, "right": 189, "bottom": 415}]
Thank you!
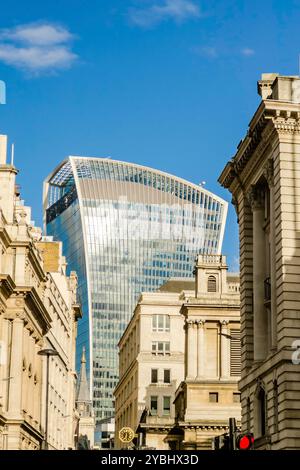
[{"left": 43, "top": 157, "right": 227, "bottom": 425}]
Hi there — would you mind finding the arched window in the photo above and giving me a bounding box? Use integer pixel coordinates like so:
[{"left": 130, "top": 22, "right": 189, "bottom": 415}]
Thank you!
[
  {"left": 255, "top": 383, "right": 267, "bottom": 438},
  {"left": 207, "top": 275, "right": 217, "bottom": 292}
]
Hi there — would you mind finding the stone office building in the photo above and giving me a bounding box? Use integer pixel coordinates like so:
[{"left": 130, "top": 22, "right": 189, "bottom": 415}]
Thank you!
[
  {"left": 115, "top": 255, "right": 241, "bottom": 450},
  {"left": 219, "top": 73, "right": 300, "bottom": 449},
  {"left": 114, "top": 281, "right": 188, "bottom": 450}
]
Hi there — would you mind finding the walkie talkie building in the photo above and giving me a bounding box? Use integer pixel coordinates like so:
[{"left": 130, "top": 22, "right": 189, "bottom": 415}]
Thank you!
[{"left": 43, "top": 157, "right": 227, "bottom": 425}]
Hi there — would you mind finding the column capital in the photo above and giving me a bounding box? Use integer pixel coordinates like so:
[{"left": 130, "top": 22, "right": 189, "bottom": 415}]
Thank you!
[
  {"left": 263, "top": 159, "right": 274, "bottom": 187},
  {"left": 246, "top": 185, "right": 265, "bottom": 211},
  {"left": 196, "top": 319, "right": 205, "bottom": 328},
  {"left": 220, "top": 319, "right": 229, "bottom": 327},
  {"left": 186, "top": 319, "right": 198, "bottom": 328}
]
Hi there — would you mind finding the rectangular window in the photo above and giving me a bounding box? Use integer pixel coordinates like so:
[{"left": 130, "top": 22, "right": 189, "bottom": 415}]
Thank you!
[
  {"left": 152, "top": 341, "right": 170, "bottom": 355},
  {"left": 152, "top": 315, "right": 170, "bottom": 332},
  {"left": 164, "top": 369, "right": 171, "bottom": 383},
  {"left": 150, "top": 396, "right": 158, "bottom": 415},
  {"left": 233, "top": 393, "right": 241, "bottom": 403},
  {"left": 230, "top": 330, "right": 241, "bottom": 376},
  {"left": 209, "top": 392, "right": 219, "bottom": 403},
  {"left": 163, "top": 396, "right": 171, "bottom": 415},
  {"left": 151, "top": 369, "right": 158, "bottom": 384}
]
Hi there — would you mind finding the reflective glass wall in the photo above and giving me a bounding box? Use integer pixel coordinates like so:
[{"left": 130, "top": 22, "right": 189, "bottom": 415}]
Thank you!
[{"left": 44, "top": 157, "right": 227, "bottom": 423}]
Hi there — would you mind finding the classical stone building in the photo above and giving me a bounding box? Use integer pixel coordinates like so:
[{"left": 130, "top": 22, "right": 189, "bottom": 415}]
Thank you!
[
  {"left": 114, "top": 281, "right": 190, "bottom": 449},
  {"left": 37, "top": 239, "right": 82, "bottom": 450},
  {"left": 174, "top": 254, "right": 241, "bottom": 449},
  {"left": 115, "top": 257, "right": 241, "bottom": 450},
  {"left": 219, "top": 73, "right": 300, "bottom": 449},
  {"left": 0, "top": 134, "right": 80, "bottom": 449},
  {"left": 76, "top": 347, "right": 95, "bottom": 449}
]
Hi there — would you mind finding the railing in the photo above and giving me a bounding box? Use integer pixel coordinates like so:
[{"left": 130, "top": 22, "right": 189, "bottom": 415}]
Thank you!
[
  {"left": 196, "top": 254, "right": 226, "bottom": 265},
  {"left": 264, "top": 277, "right": 271, "bottom": 302}
]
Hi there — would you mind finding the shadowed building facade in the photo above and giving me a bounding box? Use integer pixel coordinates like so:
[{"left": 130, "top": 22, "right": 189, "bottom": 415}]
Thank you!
[
  {"left": 219, "top": 73, "right": 300, "bottom": 449},
  {"left": 43, "top": 157, "right": 227, "bottom": 427}
]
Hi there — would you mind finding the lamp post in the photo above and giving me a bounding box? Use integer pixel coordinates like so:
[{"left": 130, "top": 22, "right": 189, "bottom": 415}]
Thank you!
[{"left": 38, "top": 348, "right": 59, "bottom": 450}]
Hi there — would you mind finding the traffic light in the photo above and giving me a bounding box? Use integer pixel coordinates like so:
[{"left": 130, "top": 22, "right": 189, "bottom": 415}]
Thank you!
[{"left": 236, "top": 433, "right": 254, "bottom": 450}]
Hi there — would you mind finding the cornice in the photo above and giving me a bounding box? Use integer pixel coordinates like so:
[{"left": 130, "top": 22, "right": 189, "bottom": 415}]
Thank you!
[
  {"left": 0, "top": 224, "right": 11, "bottom": 248},
  {"left": 181, "top": 300, "right": 240, "bottom": 310},
  {"left": 12, "top": 286, "right": 51, "bottom": 332},
  {"left": 27, "top": 247, "right": 47, "bottom": 282},
  {"left": 219, "top": 99, "right": 300, "bottom": 190},
  {"left": 0, "top": 274, "right": 15, "bottom": 297}
]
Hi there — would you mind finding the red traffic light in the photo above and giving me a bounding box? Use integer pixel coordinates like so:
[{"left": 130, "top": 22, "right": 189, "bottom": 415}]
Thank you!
[{"left": 236, "top": 433, "right": 254, "bottom": 450}]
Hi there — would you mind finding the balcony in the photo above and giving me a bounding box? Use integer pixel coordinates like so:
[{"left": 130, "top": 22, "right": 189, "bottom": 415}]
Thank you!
[{"left": 264, "top": 277, "right": 271, "bottom": 303}]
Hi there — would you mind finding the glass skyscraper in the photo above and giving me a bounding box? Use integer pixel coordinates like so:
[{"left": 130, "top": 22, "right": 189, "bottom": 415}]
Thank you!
[{"left": 43, "top": 157, "right": 227, "bottom": 424}]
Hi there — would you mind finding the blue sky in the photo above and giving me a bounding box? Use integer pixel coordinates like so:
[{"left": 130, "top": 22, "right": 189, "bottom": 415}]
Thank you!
[{"left": 0, "top": 0, "right": 300, "bottom": 271}]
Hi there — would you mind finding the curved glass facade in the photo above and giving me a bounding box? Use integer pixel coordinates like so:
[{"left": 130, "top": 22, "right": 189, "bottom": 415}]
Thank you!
[{"left": 44, "top": 157, "right": 227, "bottom": 423}]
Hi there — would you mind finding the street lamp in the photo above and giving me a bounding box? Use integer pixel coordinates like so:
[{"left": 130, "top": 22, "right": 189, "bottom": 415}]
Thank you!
[{"left": 38, "top": 348, "right": 59, "bottom": 450}]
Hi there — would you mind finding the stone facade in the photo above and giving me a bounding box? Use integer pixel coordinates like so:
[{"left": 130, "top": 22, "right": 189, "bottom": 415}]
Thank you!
[
  {"left": 219, "top": 73, "right": 300, "bottom": 449},
  {"left": 174, "top": 254, "right": 241, "bottom": 449},
  {"left": 37, "top": 240, "right": 82, "bottom": 450},
  {"left": 114, "top": 281, "right": 189, "bottom": 450},
  {"left": 115, "top": 256, "right": 241, "bottom": 450},
  {"left": 0, "top": 134, "right": 80, "bottom": 449}
]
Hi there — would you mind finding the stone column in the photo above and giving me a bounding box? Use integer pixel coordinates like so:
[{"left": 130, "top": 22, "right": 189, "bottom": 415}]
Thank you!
[
  {"left": 248, "top": 186, "right": 268, "bottom": 361},
  {"left": 8, "top": 317, "right": 24, "bottom": 414},
  {"left": 196, "top": 320, "right": 205, "bottom": 379},
  {"left": 186, "top": 320, "right": 197, "bottom": 379},
  {"left": 29, "top": 334, "right": 35, "bottom": 420},
  {"left": 34, "top": 342, "right": 40, "bottom": 425},
  {"left": 264, "top": 159, "right": 277, "bottom": 349},
  {"left": 220, "top": 320, "right": 230, "bottom": 379},
  {"left": 0, "top": 317, "right": 9, "bottom": 409}
]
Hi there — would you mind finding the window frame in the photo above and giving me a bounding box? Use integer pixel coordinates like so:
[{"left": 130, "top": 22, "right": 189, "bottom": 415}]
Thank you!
[
  {"left": 163, "top": 396, "right": 171, "bottom": 415},
  {"left": 152, "top": 314, "right": 170, "bottom": 332}
]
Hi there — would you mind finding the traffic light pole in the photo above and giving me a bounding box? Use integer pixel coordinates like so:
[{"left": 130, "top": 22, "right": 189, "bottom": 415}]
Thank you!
[{"left": 229, "top": 417, "right": 237, "bottom": 451}]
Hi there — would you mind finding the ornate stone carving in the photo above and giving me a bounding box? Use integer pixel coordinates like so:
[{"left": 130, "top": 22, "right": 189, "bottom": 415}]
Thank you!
[
  {"left": 246, "top": 185, "right": 265, "bottom": 211},
  {"left": 263, "top": 159, "right": 274, "bottom": 187},
  {"left": 17, "top": 210, "right": 27, "bottom": 225},
  {"left": 196, "top": 319, "right": 205, "bottom": 328}
]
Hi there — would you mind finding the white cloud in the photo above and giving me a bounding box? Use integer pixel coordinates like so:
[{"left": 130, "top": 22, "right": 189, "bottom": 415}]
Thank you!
[
  {"left": 0, "top": 24, "right": 74, "bottom": 46},
  {"left": 129, "top": 0, "right": 201, "bottom": 28},
  {"left": 0, "top": 22, "right": 78, "bottom": 74},
  {"left": 0, "top": 44, "right": 77, "bottom": 71},
  {"left": 241, "top": 47, "right": 255, "bottom": 56}
]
